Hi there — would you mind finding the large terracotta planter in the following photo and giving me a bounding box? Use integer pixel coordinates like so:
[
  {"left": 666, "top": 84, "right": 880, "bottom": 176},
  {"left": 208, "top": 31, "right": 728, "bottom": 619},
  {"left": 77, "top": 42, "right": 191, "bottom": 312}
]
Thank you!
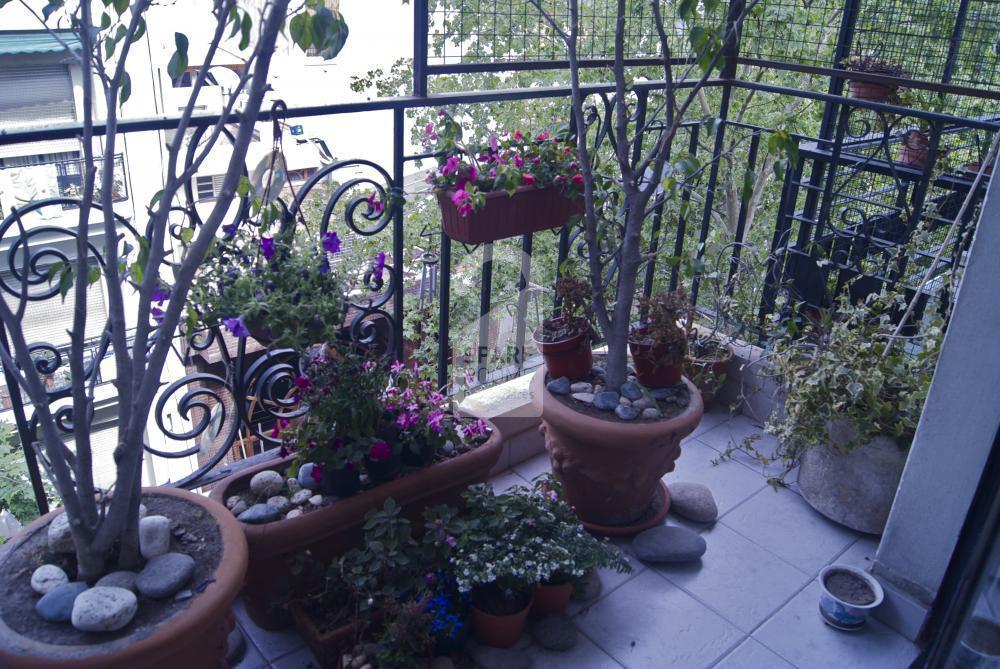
[
  {"left": 533, "top": 317, "right": 593, "bottom": 380},
  {"left": 209, "top": 420, "right": 504, "bottom": 630},
  {"left": 0, "top": 487, "right": 247, "bottom": 669},
  {"left": 437, "top": 186, "right": 584, "bottom": 245},
  {"left": 898, "top": 130, "right": 934, "bottom": 169},
  {"left": 798, "top": 419, "right": 907, "bottom": 535},
  {"left": 531, "top": 369, "right": 703, "bottom": 527}
]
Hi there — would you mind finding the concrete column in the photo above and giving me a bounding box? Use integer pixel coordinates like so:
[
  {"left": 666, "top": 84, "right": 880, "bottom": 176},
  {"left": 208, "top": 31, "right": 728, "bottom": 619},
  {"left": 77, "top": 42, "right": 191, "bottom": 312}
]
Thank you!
[{"left": 873, "top": 171, "right": 1000, "bottom": 639}]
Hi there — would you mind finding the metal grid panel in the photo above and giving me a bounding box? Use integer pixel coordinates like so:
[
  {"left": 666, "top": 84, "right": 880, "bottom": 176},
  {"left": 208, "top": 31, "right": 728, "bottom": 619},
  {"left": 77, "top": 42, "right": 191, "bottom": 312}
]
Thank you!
[{"left": 739, "top": 0, "right": 844, "bottom": 67}]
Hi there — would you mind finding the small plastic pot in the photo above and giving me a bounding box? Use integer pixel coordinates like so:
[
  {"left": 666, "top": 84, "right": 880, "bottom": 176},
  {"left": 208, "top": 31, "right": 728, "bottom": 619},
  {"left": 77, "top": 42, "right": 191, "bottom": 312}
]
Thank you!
[
  {"left": 818, "top": 565, "right": 885, "bottom": 631},
  {"left": 532, "top": 581, "right": 573, "bottom": 615},
  {"left": 628, "top": 326, "right": 686, "bottom": 388},
  {"left": 533, "top": 318, "right": 593, "bottom": 381},
  {"left": 471, "top": 595, "right": 533, "bottom": 648},
  {"left": 898, "top": 130, "right": 931, "bottom": 168},
  {"left": 320, "top": 466, "right": 361, "bottom": 497}
]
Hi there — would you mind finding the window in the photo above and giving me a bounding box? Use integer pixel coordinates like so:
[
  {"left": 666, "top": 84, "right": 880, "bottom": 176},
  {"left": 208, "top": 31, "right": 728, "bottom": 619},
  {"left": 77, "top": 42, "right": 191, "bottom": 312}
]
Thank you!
[
  {"left": 0, "top": 64, "right": 75, "bottom": 131},
  {"left": 195, "top": 174, "right": 226, "bottom": 201}
]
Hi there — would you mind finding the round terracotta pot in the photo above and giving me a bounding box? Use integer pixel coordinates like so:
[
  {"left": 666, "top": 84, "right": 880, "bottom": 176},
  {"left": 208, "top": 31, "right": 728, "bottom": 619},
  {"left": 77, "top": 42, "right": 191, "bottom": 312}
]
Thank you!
[
  {"left": 531, "top": 369, "right": 704, "bottom": 527},
  {"left": 209, "top": 420, "right": 504, "bottom": 630},
  {"left": 898, "top": 131, "right": 931, "bottom": 168},
  {"left": 685, "top": 343, "right": 735, "bottom": 406},
  {"left": 0, "top": 487, "right": 248, "bottom": 669},
  {"left": 532, "top": 581, "right": 573, "bottom": 615},
  {"left": 628, "top": 327, "right": 686, "bottom": 388},
  {"left": 471, "top": 596, "right": 533, "bottom": 648},
  {"left": 848, "top": 80, "right": 894, "bottom": 103},
  {"left": 533, "top": 317, "right": 593, "bottom": 380}
]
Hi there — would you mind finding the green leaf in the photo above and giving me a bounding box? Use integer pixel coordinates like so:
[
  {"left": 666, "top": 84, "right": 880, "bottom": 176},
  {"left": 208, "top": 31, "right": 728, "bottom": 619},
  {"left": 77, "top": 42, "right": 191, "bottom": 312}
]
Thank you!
[
  {"left": 167, "top": 32, "right": 189, "bottom": 80},
  {"left": 100, "top": 12, "right": 111, "bottom": 29},
  {"left": 239, "top": 13, "right": 252, "bottom": 50},
  {"left": 289, "top": 13, "right": 312, "bottom": 51},
  {"left": 104, "top": 35, "right": 115, "bottom": 59},
  {"left": 58, "top": 265, "right": 73, "bottom": 300},
  {"left": 236, "top": 176, "right": 253, "bottom": 198},
  {"left": 87, "top": 266, "right": 101, "bottom": 285},
  {"left": 678, "top": 0, "right": 698, "bottom": 20},
  {"left": 132, "top": 17, "right": 146, "bottom": 42},
  {"left": 119, "top": 71, "right": 131, "bottom": 106},
  {"left": 113, "top": 0, "right": 127, "bottom": 13}
]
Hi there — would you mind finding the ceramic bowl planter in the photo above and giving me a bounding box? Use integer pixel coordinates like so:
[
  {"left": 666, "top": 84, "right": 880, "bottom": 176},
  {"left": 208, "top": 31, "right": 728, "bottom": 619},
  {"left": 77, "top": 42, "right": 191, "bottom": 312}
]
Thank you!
[
  {"left": 628, "top": 325, "right": 686, "bottom": 388},
  {"left": 798, "top": 418, "right": 907, "bottom": 535},
  {"left": 533, "top": 317, "right": 593, "bottom": 380},
  {"left": 0, "top": 487, "right": 247, "bottom": 669},
  {"left": 437, "top": 186, "right": 584, "bottom": 245},
  {"left": 818, "top": 565, "right": 884, "bottom": 630},
  {"left": 209, "top": 421, "right": 503, "bottom": 630},
  {"left": 471, "top": 594, "right": 533, "bottom": 648},
  {"left": 530, "top": 369, "right": 704, "bottom": 528}
]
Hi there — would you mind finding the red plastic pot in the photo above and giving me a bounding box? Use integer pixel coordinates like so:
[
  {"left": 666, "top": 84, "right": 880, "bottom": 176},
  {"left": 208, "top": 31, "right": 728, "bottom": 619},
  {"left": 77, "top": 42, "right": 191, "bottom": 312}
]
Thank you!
[
  {"left": 437, "top": 186, "right": 584, "bottom": 245},
  {"left": 848, "top": 80, "right": 894, "bottom": 103},
  {"left": 471, "top": 597, "right": 533, "bottom": 648},
  {"left": 533, "top": 317, "right": 593, "bottom": 380},
  {"left": 532, "top": 582, "right": 573, "bottom": 615},
  {"left": 628, "top": 326, "right": 686, "bottom": 388}
]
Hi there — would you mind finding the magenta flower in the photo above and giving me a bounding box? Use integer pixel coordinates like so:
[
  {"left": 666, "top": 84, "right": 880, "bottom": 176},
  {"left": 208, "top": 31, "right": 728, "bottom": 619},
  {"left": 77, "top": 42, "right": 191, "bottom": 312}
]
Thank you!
[
  {"left": 311, "top": 463, "right": 323, "bottom": 485},
  {"left": 428, "top": 410, "right": 445, "bottom": 433},
  {"left": 362, "top": 360, "right": 376, "bottom": 372},
  {"left": 368, "top": 440, "right": 391, "bottom": 462},
  {"left": 366, "top": 191, "right": 384, "bottom": 215},
  {"left": 488, "top": 135, "right": 499, "bottom": 152},
  {"left": 294, "top": 375, "right": 312, "bottom": 392},
  {"left": 374, "top": 251, "right": 386, "bottom": 282},
  {"left": 424, "top": 122, "right": 434, "bottom": 135},
  {"left": 260, "top": 236, "right": 275, "bottom": 261},
  {"left": 150, "top": 306, "right": 165, "bottom": 323},
  {"left": 451, "top": 189, "right": 472, "bottom": 217},
  {"left": 322, "top": 231, "right": 341, "bottom": 254},
  {"left": 391, "top": 359, "right": 406, "bottom": 374},
  {"left": 270, "top": 417, "right": 290, "bottom": 439},
  {"left": 441, "top": 155, "right": 462, "bottom": 176},
  {"left": 223, "top": 316, "right": 250, "bottom": 337}
]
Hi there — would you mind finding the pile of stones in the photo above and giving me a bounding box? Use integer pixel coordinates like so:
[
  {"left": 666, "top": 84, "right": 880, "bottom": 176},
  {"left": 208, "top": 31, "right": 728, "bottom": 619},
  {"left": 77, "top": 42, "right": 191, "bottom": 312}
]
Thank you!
[
  {"left": 225, "top": 465, "right": 352, "bottom": 524},
  {"left": 546, "top": 365, "right": 691, "bottom": 421}
]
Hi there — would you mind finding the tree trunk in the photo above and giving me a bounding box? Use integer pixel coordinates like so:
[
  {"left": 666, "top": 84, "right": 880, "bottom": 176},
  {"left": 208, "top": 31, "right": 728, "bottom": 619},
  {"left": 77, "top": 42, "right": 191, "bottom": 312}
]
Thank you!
[
  {"left": 75, "top": 541, "right": 106, "bottom": 584},
  {"left": 603, "top": 196, "right": 647, "bottom": 391}
]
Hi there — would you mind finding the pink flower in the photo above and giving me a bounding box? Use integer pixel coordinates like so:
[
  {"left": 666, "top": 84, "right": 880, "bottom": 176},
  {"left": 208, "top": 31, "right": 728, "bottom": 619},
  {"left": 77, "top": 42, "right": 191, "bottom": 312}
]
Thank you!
[
  {"left": 391, "top": 359, "right": 406, "bottom": 374},
  {"left": 363, "top": 360, "right": 376, "bottom": 372},
  {"left": 366, "top": 191, "right": 383, "bottom": 215},
  {"left": 537, "top": 131, "right": 550, "bottom": 141},
  {"left": 571, "top": 173, "right": 584, "bottom": 185},
  {"left": 437, "top": 108, "right": 446, "bottom": 116},
  {"left": 428, "top": 410, "right": 445, "bottom": 433},
  {"left": 513, "top": 130, "right": 523, "bottom": 141},
  {"left": 269, "top": 417, "right": 290, "bottom": 439},
  {"left": 311, "top": 463, "right": 323, "bottom": 485},
  {"left": 294, "top": 375, "right": 312, "bottom": 392},
  {"left": 451, "top": 189, "right": 473, "bottom": 217},
  {"left": 488, "top": 135, "right": 499, "bottom": 152},
  {"left": 424, "top": 122, "right": 434, "bottom": 135},
  {"left": 441, "top": 155, "right": 461, "bottom": 176},
  {"left": 521, "top": 173, "right": 536, "bottom": 186},
  {"left": 514, "top": 155, "right": 523, "bottom": 168},
  {"left": 368, "top": 440, "right": 391, "bottom": 462}
]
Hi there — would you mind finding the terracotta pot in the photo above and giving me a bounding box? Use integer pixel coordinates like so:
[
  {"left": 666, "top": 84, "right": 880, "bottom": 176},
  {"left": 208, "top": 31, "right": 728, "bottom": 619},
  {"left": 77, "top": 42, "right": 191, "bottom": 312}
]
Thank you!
[
  {"left": 898, "top": 130, "right": 931, "bottom": 168},
  {"left": 437, "top": 186, "right": 584, "bottom": 245},
  {"left": 533, "top": 317, "right": 593, "bottom": 380},
  {"left": 209, "top": 419, "right": 504, "bottom": 630},
  {"left": 685, "top": 343, "right": 735, "bottom": 406},
  {"left": 289, "top": 601, "right": 357, "bottom": 669},
  {"left": 471, "top": 597, "right": 533, "bottom": 648},
  {"left": 628, "top": 327, "right": 686, "bottom": 388},
  {"left": 531, "top": 369, "right": 703, "bottom": 527},
  {"left": 532, "top": 581, "right": 573, "bottom": 615},
  {"left": 0, "top": 487, "right": 247, "bottom": 669},
  {"left": 848, "top": 79, "right": 894, "bottom": 103}
]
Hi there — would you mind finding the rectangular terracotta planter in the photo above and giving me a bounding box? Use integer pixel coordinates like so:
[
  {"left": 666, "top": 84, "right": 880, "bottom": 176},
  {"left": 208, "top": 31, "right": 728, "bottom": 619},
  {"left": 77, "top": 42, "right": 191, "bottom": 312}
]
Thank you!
[
  {"left": 209, "top": 420, "right": 504, "bottom": 630},
  {"left": 437, "top": 185, "right": 584, "bottom": 245}
]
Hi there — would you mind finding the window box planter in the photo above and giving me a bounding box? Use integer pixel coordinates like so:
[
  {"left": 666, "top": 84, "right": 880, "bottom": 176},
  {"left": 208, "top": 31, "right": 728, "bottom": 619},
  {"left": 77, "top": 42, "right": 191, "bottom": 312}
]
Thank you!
[
  {"left": 437, "top": 186, "right": 584, "bottom": 245},
  {"left": 0, "top": 487, "right": 247, "bottom": 669},
  {"left": 208, "top": 419, "right": 504, "bottom": 630}
]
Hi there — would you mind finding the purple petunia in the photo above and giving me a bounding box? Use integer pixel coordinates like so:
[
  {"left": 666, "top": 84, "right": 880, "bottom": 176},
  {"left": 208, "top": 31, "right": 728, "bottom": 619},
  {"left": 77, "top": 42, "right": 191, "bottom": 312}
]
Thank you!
[
  {"left": 311, "top": 463, "right": 323, "bottom": 485},
  {"left": 150, "top": 306, "right": 165, "bottom": 323},
  {"left": 368, "top": 440, "right": 391, "bottom": 462},
  {"left": 222, "top": 222, "right": 239, "bottom": 239},
  {"left": 441, "top": 155, "right": 461, "bottom": 176},
  {"left": 260, "top": 236, "right": 275, "bottom": 261},
  {"left": 152, "top": 285, "right": 171, "bottom": 304},
  {"left": 323, "top": 231, "right": 341, "bottom": 254},
  {"left": 451, "top": 189, "right": 472, "bottom": 217},
  {"left": 374, "top": 251, "right": 386, "bottom": 282},
  {"left": 223, "top": 316, "right": 250, "bottom": 338},
  {"left": 367, "top": 191, "right": 384, "bottom": 215}
]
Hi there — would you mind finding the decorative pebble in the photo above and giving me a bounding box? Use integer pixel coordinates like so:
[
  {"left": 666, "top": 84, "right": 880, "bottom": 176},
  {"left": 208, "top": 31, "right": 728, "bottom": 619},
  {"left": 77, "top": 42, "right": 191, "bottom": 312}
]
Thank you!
[
  {"left": 668, "top": 482, "right": 719, "bottom": 523},
  {"left": 570, "top": 382, "right": 593, "bottom": 394},
  {"left": 96, "top": 570, "right": 138, "bottom": 592},
  {"left": 443, "top": 441, "right": 457, "bottom": 456},
  {"left": 174, "top": 589, "right": 193, "bottom": 601},
  {"left": 136, "top": 552, "right": 195, "bottom": 599},
  {"left": 285, "top": 509, "right": 302, "bottom": 520},
  {"left": 249, "top": 470, "right": 284, "bottom": 498},
  {"left": 139, "top": 515, "right": 172, "bottom": 559},
  {"left": 308, "top": 494, "right": 323, "bottom": 506},
  {"left": 593, "top": 384, "right": 605, "bottom": 393},
  {"left": 650, "top": 387, "right": 675, "bottom": 401},
  {"left": 571, "top": 392, "right": 594, "bottom": 404},
  {"left": 620, "top": 381, "right": 643, "bottom": 401},
  {"left": 591, "top": 365, "right": 606, "bottom": 377},
  {"left": 632, "top": 396, "right": 655, "bottom": 410},
  {"left": 530, "top": 614, "right": 578, "bottom": 651},
  {"left": 546, "top": 377, "right": 571, "bottom": 395},
  {"left": 31, "top": 564, "right": 69, "bottom": 595},
  {"left": 290, "top": 489, "right": 312, "bottom": 506},
  {"left": 615, "top": 404, "right": 640, "bottom": 421},
  {"left": 467, "top": 644, "right": 530, "bottom": 669},
  {"left": 46, "top": 513, "right": 75, "bottom": 554},
  {"left": 619, "top": 397, "right": 632, "bottom": 406},
  {"left": 297, "top": 463, "right": 320, "bottom": 491},
  {"left": 225, "top": 495, "right": 242, "bottom": 510},
  {"left": 593, "top": 391, "right": 620, "bottom": 411},
  {"left": 286, "top": 478, "right": 301, "bottom": 495},
  {"left": 36, "top": 581, "right": 88, "bottom": 622},
  {"left": 71, "top": 586, "right": 137, "bottom": 632},
  {"left": 633, "top": 525, "right": 707, "bottom": 563},
  {"left": 238, "top": 503, "right": 280, "bottom": 524},
  {"left": 230, "top": 500, "right": 248, "bottom": 516},
  {"left": 267, "top": 495, "right": 291, "bottom": 513},
  {"left": 641, "top": 408, "right": 661, "bottom": 419}
]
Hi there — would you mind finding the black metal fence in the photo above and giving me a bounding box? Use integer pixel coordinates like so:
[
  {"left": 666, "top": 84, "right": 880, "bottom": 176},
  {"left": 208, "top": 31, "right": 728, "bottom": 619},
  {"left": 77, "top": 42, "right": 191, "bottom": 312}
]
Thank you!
[{"left": 1, "top": 0, "right": 997, "bottom": 515}]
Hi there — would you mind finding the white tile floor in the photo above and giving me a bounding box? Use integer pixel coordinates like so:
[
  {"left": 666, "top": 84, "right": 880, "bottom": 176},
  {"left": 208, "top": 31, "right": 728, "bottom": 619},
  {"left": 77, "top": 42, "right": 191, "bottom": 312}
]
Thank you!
[{"left": 233, "top": 407, "right": 921, "bottom": 669}]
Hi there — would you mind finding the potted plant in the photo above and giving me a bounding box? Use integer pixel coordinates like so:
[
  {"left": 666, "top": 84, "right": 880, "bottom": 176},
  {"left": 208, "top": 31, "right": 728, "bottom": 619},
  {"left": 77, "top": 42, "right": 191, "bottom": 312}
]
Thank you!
[
  {"left": 754, "top": 292, "right": 941, "bottom": 534},
  {"left": 841, "top": 54, "right": 909, "bottom": 103},
  {"left": 818, "top": 564, "right": 885, "bottom": 630},
  {"left": 0, "top": 2, "right": 348, "bottom": 668},
  {"left": 629, "top": 289, "right": 690, "bottom": 388},
  {"left": 685, "top": 334, "right": 735, "bottom": 406},
  {"left": 533, "top": 274, "right": 594, "bottom": 381},
  {"left": 897, "top": 128, "right": 953, "bottom": 169},
  {"left": 425, "top": 112, "right": 585, "bottom": 245}
]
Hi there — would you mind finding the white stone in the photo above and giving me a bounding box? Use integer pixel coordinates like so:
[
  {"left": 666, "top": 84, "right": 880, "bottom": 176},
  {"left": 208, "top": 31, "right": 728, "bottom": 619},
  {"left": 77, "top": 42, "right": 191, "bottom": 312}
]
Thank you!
[
  {"left": 291, "top": 489, "right": 312, "bottom": 505},
  {"left": 230, "top": 500, "right": 248, "bottom": 516},
  {"left": 287, "top": 478, "right": 302, "bottom": 494},
  {"left": 0, "top": 509, "right": 22, "bottom": 539},
  {"left": 249, "top": 470, "right": 284, "bottom": 498},
  {"left": 139, "top": 515, "right": 171, "bottom": 559},
  {"left": 31, "top": 564, "right": 69, "bottom": 595},
  {"left": 47, "top": 513, "right": 75, "bottom": 554},
  {"left": 641, "top": 408, "right": 661, "bottom": 419},
  {"left": 632, "top": 396, "right": 656, "bottom": 410},
  {"left": 570, "top": 382, "right": 593, "bottom": 394},
  {"left": 138, "top": 504, "right": 148, "bottom": 519},
  {"left": 71, "top": 586, "right": 138, "bottom": 632},
  {"left": 285, "top": 509, "right": 303, "bottom": 520},
  {"left": 619, "top": 397, "right": 632, "bottom": 406},
  {"left": 225, "top": 495, "right": 242, "bottom": 510},
  {"left": 267, "top": 495, "right": 291, "bottom": 513},
  {"left": 572, "top": 392, "right": 595, "bottom": 404},
  {"left": 308, "top": 494, "right": 323, "bottom": 506}
]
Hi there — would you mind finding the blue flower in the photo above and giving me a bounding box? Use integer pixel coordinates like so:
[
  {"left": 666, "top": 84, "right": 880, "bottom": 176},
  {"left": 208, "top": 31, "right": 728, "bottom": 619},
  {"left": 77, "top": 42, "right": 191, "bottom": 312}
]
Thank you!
[
  {"left": 222, "top": 222, "right": 239, "bottom": 239},
  {"left": 260, "top": 236, "right": 276, "bottom": 261},
  {"left": 223, "top": 316, "right": 250, "bottom": 337},
  {"left": 323, "top": 231, "right": 341, "bottom": 254},
  {"left": 151, "top": 285, "right": 171, "bottom": 304},
  {"left": 319, "top": 256, "right": 330, "bottom": 274}
]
